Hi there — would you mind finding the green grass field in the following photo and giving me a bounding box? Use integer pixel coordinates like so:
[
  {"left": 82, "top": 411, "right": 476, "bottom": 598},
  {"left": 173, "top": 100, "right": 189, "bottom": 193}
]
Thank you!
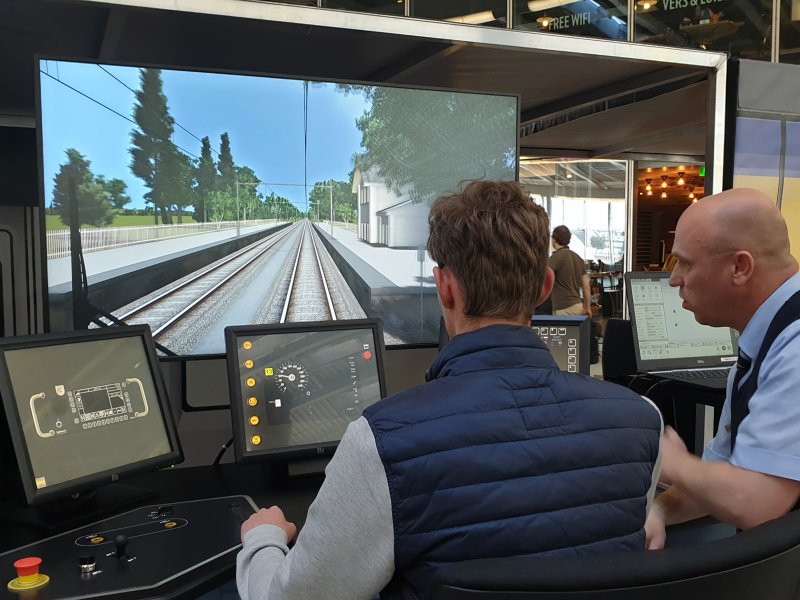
[{"left": 45, "top": 214, "right": 198, "bottom": 230}]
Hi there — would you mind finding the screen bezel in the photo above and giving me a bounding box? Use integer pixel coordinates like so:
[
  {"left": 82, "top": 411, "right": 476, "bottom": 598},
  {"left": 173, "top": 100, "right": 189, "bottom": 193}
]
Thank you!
[
  {"left": 35, "top": 55, "right": 521, "bottom": 353},
  {"left": 0, "top": 325, "right": 183, "bottom": 505},
  {"left": 624, "top": 271, "right": 739, "bottom": 372},
  {"left": 530, "top": 314, "right": 591, "bottom": 375},
  {"left": 225, "top": 318, "right": 386, "bottom": 464}
]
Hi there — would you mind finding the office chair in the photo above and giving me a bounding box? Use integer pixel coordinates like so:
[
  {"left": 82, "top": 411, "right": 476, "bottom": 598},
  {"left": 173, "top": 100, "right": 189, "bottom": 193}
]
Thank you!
[{"left": 432, "top": 508, "right": 800, "bottom": 599}]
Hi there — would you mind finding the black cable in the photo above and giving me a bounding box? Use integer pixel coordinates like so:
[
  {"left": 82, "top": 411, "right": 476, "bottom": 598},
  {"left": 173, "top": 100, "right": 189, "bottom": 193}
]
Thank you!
[
  {"left": 643, "top": 379, "right": 670, "bottom": 398},
  {"left": 626, "top": 373, "right": 653, "bottom": 390},
  {"left": 213, "top": 437, "right": 234, "bottom": 466}
]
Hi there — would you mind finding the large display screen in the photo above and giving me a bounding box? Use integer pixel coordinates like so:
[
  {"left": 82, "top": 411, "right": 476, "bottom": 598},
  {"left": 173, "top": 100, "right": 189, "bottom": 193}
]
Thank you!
[
  {"left": 0, "top": 326, "right": 182, "bottom": 505},
  {"left": 39, "top": 59, "right": 519, "bottom": 353},
  {"left": 225, "top": 319, "right": 385, "bottom": 462}
]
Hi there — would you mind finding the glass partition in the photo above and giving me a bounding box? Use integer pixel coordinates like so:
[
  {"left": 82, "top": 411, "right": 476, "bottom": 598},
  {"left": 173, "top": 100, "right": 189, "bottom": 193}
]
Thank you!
[
  {"left": 514, "top": 0, "right": 627, "bottom": 39},
  {"left": 416, "top": 0, "right": 508, "bottom": 26},
  {"left": 521, "top": 159, "right": 627, "bottom": 271},
  {"left": 322, "top": 0, "right": 405, "bottom": 16},
  {"left": 634, "top": 0, "right": 770, "bottom": 58},
  {"left": 779, "top": 0, "right": 800, "bottom": 62}
]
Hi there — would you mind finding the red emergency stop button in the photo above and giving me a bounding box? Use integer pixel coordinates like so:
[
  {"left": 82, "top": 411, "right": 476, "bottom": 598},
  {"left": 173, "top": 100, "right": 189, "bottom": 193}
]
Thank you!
[
  {"left": 8, "top": 556, "right": 49, "bottom": 591},
  {"left": 14, "top": 557, "right": 41, "bottom": 577}
]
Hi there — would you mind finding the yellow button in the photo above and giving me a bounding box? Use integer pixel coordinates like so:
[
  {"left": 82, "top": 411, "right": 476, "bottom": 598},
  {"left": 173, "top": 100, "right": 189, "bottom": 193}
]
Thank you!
[
  {"left": 244, "top": 359, "right": 254, "bottom": 369},
  {"left": 243, "top": 341, "right": 252, "bottom": 350},
  {"left": 251, "top": 435, "right": 261, "bottom": 445},
  {"left": 248, "top": 397, "right": 258, "bottom": 407},
  {"left": 249, "top": 416, "right": 260, "bottom": 426},
  {"left": 246, "top": 378, "right": 256, "bottom": 388},
  {"left": 164, "top": 521, "right": 177, "bottom": 528},
  {"left": 90, "top": 536, "right": 104, "bottom": 543}
]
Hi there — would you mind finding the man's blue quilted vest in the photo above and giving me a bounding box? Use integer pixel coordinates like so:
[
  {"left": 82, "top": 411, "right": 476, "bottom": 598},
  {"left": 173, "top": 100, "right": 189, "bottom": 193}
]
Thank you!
[{"left": 364, "top": 325, "right": 661, "bottom": 599}]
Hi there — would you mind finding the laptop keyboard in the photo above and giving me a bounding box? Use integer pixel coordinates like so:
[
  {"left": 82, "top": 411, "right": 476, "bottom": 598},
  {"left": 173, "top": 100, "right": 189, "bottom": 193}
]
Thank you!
[{"left": 665, "top": 368, "right": 731, "bottom": 381}]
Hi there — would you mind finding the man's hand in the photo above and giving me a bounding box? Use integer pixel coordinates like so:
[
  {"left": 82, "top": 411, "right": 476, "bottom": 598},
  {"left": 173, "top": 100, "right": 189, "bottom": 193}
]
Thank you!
[
  {"left": 644, "top": 505, "right": 667, "bottom": 550},
  {"left": 658, "top": 426, "right": 691, "bottom": 486},
  {"left": 241, "top": 506, "right": 297, "bottom": 543}
]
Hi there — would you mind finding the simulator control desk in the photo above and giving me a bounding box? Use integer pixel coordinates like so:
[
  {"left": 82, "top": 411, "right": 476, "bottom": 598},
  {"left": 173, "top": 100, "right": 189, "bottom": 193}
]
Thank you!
[{"left": 1, "top": 464, "right": 323, "bottom": 600}]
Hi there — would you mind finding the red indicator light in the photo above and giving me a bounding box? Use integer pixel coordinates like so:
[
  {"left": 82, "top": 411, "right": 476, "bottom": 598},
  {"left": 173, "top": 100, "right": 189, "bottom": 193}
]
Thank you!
[{"left": 362, "top": 350, "right": 372, "bottom": 360}]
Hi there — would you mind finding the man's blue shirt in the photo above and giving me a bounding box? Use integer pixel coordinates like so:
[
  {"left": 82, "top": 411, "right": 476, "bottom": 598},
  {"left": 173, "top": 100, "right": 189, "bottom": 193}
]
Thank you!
[{"left": 703, "top": 272, "right": 800, "bottom": 481}]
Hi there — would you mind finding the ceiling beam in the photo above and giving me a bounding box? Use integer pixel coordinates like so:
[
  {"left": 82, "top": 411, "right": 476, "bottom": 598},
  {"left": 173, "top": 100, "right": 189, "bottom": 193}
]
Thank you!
[
  {"left": 520, "top": 67, "right": 706, "bottom": 133},
  {"left": 366, "top": 43, "right": 464, "bottom": 83},
  {"left": 98, "top": 7, "right": 127, "bottom": 63},
  {"left": 593, "top": 123, "right": 707, "bottom": 158}
]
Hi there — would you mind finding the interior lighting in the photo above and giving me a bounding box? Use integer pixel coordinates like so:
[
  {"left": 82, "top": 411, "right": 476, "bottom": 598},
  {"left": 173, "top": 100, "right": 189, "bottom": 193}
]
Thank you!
[
  {"left": 645, "top": 178, "right": 652, "bottom": 191},
  {"left": 661, "top": 175, "right": 668, "bottom": 189},
  {"left": 677, "top": 171, "right": 685, "bottom": 186},
  {"left": 661, "top": 191, "right": 668, "bottom": 199},
  {"left": 536, "top": 15, "right": 552, "bottom": 27}
]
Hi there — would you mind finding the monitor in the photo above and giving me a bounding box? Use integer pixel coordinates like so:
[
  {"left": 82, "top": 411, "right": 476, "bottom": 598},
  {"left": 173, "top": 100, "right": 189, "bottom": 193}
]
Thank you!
[
  {"left": 0, "top": 325, "right": 182, "bottom": 506},
  {"left": 38, "top": 59, "right": 519, "bottom": 352},
  {"left": 624, "top": 271, "right": 739, "bottom": 372},
  {"left": 530, "top": 315, "right": 591, "bottom": 375},
  {"left": 437, "top": 316, "right": 591, "bottom": 375},
  {"left": 225, "top": 319, "right": 386, "bottom": 464}
]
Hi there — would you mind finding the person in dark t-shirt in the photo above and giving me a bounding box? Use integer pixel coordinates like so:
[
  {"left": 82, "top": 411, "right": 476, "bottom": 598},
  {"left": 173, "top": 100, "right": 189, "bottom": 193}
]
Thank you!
[{"left": 548, "top": 225, "right": 591, "bottom": 316}]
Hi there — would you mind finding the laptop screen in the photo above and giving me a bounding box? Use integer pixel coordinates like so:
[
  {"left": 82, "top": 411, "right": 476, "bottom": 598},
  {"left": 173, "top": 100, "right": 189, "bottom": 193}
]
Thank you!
[{"left": 624, "top": 272, "right": 739, "bottom": 372}]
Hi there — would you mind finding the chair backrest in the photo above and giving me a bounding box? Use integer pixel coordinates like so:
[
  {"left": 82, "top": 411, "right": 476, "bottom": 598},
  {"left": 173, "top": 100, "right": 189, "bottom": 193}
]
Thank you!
[
  {"left": 431, "top": 509, "right": 800, "bottom": 600},
  {"left": 601, "top": 318, "right": 637, "bottom": 382}
]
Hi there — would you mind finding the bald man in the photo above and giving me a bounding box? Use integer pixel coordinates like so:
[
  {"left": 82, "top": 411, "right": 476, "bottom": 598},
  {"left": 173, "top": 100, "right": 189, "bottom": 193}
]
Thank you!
[{"left": 645, "top": 188, "right": 800, "bottom": 549}]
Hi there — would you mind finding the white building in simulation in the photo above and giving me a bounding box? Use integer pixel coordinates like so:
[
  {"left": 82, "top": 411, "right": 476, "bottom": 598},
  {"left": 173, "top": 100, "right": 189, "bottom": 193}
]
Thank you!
[{"left": 353, "top": 168, "right": 429, "bottom": 249}]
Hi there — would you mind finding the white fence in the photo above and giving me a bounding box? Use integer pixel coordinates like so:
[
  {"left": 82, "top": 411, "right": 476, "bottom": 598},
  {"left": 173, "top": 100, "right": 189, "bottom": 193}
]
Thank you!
[{"left": 46, "top": 219, "right": 278, "bottom": 259}]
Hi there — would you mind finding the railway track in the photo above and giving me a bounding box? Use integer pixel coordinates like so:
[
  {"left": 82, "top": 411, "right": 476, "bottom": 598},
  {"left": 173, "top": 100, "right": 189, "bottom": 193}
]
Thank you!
[
  {"left": 118, "top": 226, "right": 295, "bottom": 336},
  {"left": 281, "top": 221, "right": 337, "bottom": 322}
]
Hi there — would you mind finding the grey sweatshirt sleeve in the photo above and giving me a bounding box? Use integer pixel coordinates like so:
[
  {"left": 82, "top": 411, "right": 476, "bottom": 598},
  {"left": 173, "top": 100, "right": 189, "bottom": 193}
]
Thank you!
[{"left": 236, "top": 417, "right": 395, "bottom": 600}]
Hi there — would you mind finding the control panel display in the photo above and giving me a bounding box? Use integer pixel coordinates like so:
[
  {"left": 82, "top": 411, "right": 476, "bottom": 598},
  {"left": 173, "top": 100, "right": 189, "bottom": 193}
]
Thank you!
[
  {"left": 530, "top": 315, "right": 591, "bottom": 375},
  {"left": 226, "top": 320, "right": 386, "bottom": 461},
  {"left": 0, "top": 328, "right": 180, "bottom": 503},
  {"left": 530, "top": 325, "right": 581, "bottom": 373}
]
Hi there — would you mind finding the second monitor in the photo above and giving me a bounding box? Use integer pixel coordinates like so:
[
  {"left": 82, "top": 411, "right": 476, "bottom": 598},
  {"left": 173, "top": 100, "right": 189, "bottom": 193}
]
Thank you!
[
  {"left": 530, "top": 315, "right": 591, "bottom": 375},
  {"left": 225, "top": 319, "right": 386, "bottom": 464},
  {"left": 437, "top": 316, "right": 591, "bottom": 375}
]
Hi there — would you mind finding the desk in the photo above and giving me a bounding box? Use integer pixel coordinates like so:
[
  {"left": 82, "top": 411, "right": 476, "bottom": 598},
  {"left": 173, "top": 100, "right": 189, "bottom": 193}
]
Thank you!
[{"left": 0, "top": 464, "right": 323, "bottom": 599}]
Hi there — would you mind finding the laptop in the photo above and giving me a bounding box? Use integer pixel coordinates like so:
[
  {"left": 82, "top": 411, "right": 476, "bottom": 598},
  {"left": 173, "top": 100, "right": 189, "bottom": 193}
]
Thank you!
[{"left": 624, "top": 272, "right": 739, "bottom": 390}]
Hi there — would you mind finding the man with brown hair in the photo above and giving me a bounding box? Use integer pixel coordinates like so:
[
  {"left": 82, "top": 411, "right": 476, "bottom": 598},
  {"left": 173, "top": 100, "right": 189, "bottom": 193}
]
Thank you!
[
  {"left": 549, "top": 224, "right": 592, "bottom": 316},
  {"left": 237, "top": 181, "right": 662, "bottom": 600}
]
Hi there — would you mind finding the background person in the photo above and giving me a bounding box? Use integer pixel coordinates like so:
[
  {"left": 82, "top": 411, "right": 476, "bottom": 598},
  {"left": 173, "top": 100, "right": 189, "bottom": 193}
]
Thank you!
[
  {"left": 549, "top": 225, "right": 592, "bottom": 316},
  {"left": 645, "top": 188, "right": 800, "bottom": 550}
]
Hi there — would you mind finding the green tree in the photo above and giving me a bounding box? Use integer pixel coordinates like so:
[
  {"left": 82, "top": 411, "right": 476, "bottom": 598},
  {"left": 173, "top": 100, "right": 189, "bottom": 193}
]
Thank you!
[
  {"left": 129, "top": 68, "right": 178, "bottom": 224},
  {"left": 344, "top": 85, "right": 517, "bottom": 205},
  {"left": 308, "top": 179, "right": 356, "bottom": 224},
  {"left": 51, "top": 148, "right": 115, "bottom": 227},
  {"left": 194, "top": 136, "right": 216, "bottom": 222},
  {"left": 217, "top": 132, "right": 236, "bottom": 195},
  {"left": 165, "top": 148, "right": 195, "bottom": 224},
  {"left": 235, "top": 166, "right": 262, "bottom": 221},
  {"left": 96, "top": 176, "right": 131, "bottom": 211}
]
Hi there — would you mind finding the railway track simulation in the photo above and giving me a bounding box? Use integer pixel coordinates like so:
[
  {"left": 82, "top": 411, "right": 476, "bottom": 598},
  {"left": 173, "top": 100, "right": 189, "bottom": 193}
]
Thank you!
[
  {"left": 281, "top": 221, "right": 338, "bottom": 322},
  {"left": 110, "top": 221, "right": 368, "bottom": 354},
  {"left": 117, "top": 227, "right": 294, "bottom": 336}
]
